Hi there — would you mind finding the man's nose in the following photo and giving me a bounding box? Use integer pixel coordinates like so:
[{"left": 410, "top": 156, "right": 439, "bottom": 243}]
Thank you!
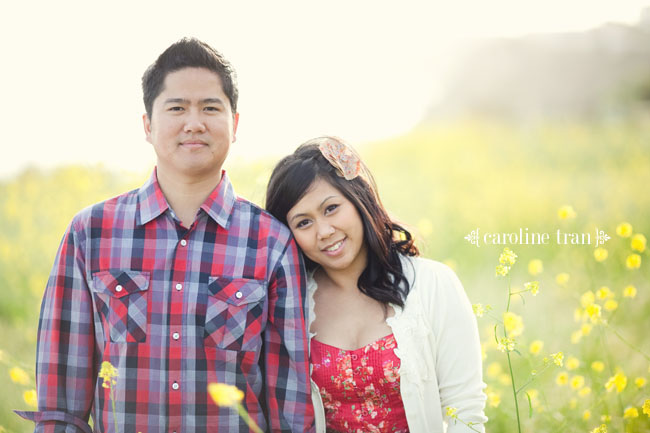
[{"left": 184, "top": 110, "right": 207, "bottom": 133}]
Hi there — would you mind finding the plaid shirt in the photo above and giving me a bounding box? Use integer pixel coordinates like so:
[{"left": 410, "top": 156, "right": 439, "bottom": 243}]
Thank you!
[{"left": 17, "top": 170, "right": 314, "bottom": 433}]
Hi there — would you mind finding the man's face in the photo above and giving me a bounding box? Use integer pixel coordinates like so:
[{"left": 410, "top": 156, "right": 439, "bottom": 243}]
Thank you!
[{"left": 143, "top": 67, "right": 239, "bottom": 182}]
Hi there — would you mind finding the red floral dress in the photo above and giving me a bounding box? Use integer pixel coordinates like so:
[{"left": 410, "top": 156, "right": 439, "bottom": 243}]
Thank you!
[{"left": 310, "top": 334, "right": 409, "bottom": 433}]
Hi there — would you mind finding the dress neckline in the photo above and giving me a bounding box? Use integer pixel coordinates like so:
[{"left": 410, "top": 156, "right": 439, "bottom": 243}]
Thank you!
[{"left": 311, "top": 333, "right": 395, "bottom": 353}]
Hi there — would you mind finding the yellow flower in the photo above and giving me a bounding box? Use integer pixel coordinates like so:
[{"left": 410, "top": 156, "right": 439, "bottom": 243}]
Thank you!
[
  {"left": 524, "top": 281, "right": 539, "bottom": 296},
  {"left": 498, "top": 374, "right": 511, "bottom": 386},
  {"left": 556, "top": 371, "right": 569, "bottom": 385},
  {"left": 9, "top": 367, "right": 30, "bottom": 386},
  {"left": 586, "top": 304, "right": 602, "bottom": 323},
  {"left": 581, "top": 291, "right": 596, "bottom": 308},
  {"left": 503, "top": 312, "right": 524, "bottom": 337},
  {"left": 98, "top": 361, "right": 118, "bottom": 389},
  {"left": 495, "top": 264, "right": 510, "bottom": 277},
  {"left": 631, "top": 233, "right": 647, "bottom": 252},
  {"left": 551, "top": 352, "right": 564, "bottom": 367},
  {"left": 600, "top": 414, "right": 611, "bottom": 423},
  {"left": 570, "top": 375, "right": 585, "bottom": 390},
  {"left": 591, "top": 361, "right": 605, "bottom": 373},
  {"left": 497, "top": 337, "right": 515, "bottom": 352},
  {"left": 594, "top": 248, "right": 608, "bottom": 262},
  {"left": 581, "top": 323, "right": 592, "bottom": 336},
  {"left": 445, "top": 406, "right": 458, "bottom": 418},
  {"left": 472, "top": 303, "right": 491, "bottom": 318},
  {"left": 623, "top": 407, "right": 639, "bottom": 419},
  {"left": 616, "top": 222, "right": 633, "bottom": 237},
  {"left": 499, "top": 247, "right": 517, "bottom": 266},
  {"left": 23, "top": 390, "right": 37, "bottom": 407},
  {"left": 578, "top": 386, "right": 592, "bottom": 397},
  {"left": 529, "top": 340, "right": 544, "bottom": 355},
  {"left": 596, "top": 286, "right": 613, "bottom": 299},
  {"left": 486, "top": 362, "right": 502, "bottom": 378},
  {"left": 643, "top": 399, "right": 650, "bottom": 416},
  {"left": 605, "top": 371, "right": 627, "bottom": 393},
  {"left": 557, "top": 205, "right": 576, "bottom": 220},
  {"left": 555, "top": 272, "right": 570, "bottom": 286},
  {"left": 590, "top": 424, "right": 607, "bottom": 433},
  {"left": 583, "top": 409, "right": 591, "bottom": 420},
  {"left": 566, "top": 356, "right": 580, "bottom": 371},
  {"left": 603, "top": 299, "right": 618, "bottom": 312},
  {"left": 528, "top": 259, "right": 543, "bottom": 275},
  {"left": 208, "top": 383, "right": 244, "bottom": 407},
  {"left": 626, "top": 254, "right": 641, "bottom": 269},
  {"left": 634, "top": 377, "right": 646, "bottom": 388},
  {"left": 623, "top": 285, "right": 637, "bottom": 298},
  {"left": 487, "top": 390, "right": 501, "bottom": 408}
]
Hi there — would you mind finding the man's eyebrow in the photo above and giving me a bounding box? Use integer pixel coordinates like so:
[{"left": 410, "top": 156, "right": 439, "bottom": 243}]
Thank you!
[
  {"left": 202, "top": 98, "right": 225, "bottom": 105},
  {"left": 163, "top": 98, "right": 189, "bottom": 104},
  {"left": 162, "top": 98, "right": 225, "bottom": 104}
]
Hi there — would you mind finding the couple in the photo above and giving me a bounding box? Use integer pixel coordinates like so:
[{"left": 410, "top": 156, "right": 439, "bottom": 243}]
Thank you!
[{"left": 18, "top": 38, "right": 486, "bottom": 432}]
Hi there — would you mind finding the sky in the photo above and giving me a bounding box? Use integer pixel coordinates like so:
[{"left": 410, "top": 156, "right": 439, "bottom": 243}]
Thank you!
[{"left": 1, "top": 0, "right": 649, "bottom": 179}]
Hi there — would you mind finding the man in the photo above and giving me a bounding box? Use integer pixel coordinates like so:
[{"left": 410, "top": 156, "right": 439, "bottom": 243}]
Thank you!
[{"left": 17, "top": 38, "right": 314, "bottom": 432}]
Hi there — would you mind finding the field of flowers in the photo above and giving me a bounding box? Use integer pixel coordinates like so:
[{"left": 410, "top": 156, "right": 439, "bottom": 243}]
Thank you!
[{"left": 1, "top": 117, "right": 649, "bottom": 432}]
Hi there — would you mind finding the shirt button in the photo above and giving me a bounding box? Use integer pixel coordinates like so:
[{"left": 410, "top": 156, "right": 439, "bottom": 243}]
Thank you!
[
  {"left": 172, "top": 332, "right": 180, "bottom": 340},
  {"left": 175, "top": 283, "right": 182, "bottom": 291},
  {"left": 115, "top": 285, "right": 123, "bottom": 292},
  {"left": 172, "top": 382, "right": 179, "bottom": 390},
  {"left": 235, "top": 291, "right": 243, "bottom": 299},
  {"left": 180, "top": 239, "right": 187, "bottom": 247}
]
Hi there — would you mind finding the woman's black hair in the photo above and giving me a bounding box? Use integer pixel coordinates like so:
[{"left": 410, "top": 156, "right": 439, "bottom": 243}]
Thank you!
[{"left": 265, "top": 136, "right": 418, "bottom": 308}]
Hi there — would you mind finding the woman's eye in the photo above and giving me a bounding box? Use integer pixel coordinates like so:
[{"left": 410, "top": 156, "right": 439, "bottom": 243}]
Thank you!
[
  {"left": 295, "top": 219, "right": 310, "bottom": 229},
  {"left": 325, "top": 204, "right": 338, "bottom": 214}
]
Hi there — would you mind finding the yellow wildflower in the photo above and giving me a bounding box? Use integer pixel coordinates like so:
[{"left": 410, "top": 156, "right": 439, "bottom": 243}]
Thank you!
[
  {"left": 9, "top": 367, "right": 30, "bottom": 386},
  {"left": 578, "top": 386, "right": 592, "bottom": 397},
  {"left": 634, "top": 377, "right": 646, "bottom": 388},
  {"left": 590, "top": 424, "right": 607, "bottom": 433},
  {"left": 524, "top": 281, "right": 539, "bottom": 296},
  {"left": 583, "top": 409, "right": 591, "bottom": 420},
  {"left": 616, "top": 222, "right": 633, "bottom": 237},
  {"left": 557, "top": 205, "right": 576, "bottom": 220},
  {"left": 503, "top": 312, "right": 524, "bottom": 337},
  {"left": 499, "top": 247, "right": 517, "bottom": 266},
  {"left": 605, "top": 371, "right": 627, "bottom": 393},
  {"left": 643, "top": 399, "right": 650, "bottom": 416},
  {"left": 586, "top": 304, "right": 602, "bottom": 323},
  {"left": 581, "top": 291, "right": 596, "bottom": 308},
  {"left": 581, "top": 323, "right": 592, "bottom": 336},
  {"left": 594, "top": 248, "right": 608, "bottom": 262},
  {"left": 631, "top": 233, "right": 647, "bottom": 253},
  {"left": 566, "top": 357, "right": 580, "bottom": 370},
  {"left": 551, "top": 352, "right": 564, "bottom": 367},
  {"left": 591, "top": 361, "right": 605, "bottom": 373},
  {"left": 603, "top": 300, "right": 618, "bottom": 312},
  {"left": 497, "top": 337, "right": 515, "bottom": 352},
  {"left": 571, "top": 330, "right": 582, "bottom": 344},
  {"left": 623, "top": 285, "right": 637, "bottom": 298},
  {"left": 626, "top": 254, "right": 641, "bottom": 269},
  {"left": 556, "top": 371, "right": 569, "bottom": 386},
  {"left": 555, "top": 272, "right": 570, "bottom": 286},
  {"left": 487, "top": 390, "right": 501, "bottom": 408},
  {"left": 472, "top": 303, "right": 491, "bottom": 318},
  {"left": 498, "top": 374, "right": 511, "bottom": 386},
  {"left": 623, "top": 407, "right": 639, "bottom": 419},
  {"left": 570, "top": 375, "right": 585, "bottom": 389},
  {"left": 23, "top": 390, "right": 37, "bottom": 407},
  {"left": 445, "top": 407, "right": 458, "bottom": 418},
  {"left": 529, "top": 340, "right": 544, "bottom": 355},
  {"left": 600, "top": 415, "right": 611, "bottom": 423},
  {"left": 528, "top": 259, "right": 543, "bottom": 276},
  {"left": 486, "top": 362, "right": 502, "bottom": 378},
  {"left": 207, "top": 383, "right": 244, "bottom": 407},
  {"left": 98, "top": 361, "right": 118, "bottom": 389},
  {"left": 495, "top": 264, "right": 510, "bottom": 277},
  {"left": 596, "top": 286, "right": 613, "bottom": 299}
]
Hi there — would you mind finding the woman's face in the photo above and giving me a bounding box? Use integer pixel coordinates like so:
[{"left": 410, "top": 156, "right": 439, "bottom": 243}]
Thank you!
[{"left": 286, "top": 178, "right": 367, "bottom": 275}]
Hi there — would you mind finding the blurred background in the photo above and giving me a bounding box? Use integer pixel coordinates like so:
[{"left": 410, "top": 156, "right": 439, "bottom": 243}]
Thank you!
[{"left": 1, "top": 1, "right": 649, "bottom": 431}]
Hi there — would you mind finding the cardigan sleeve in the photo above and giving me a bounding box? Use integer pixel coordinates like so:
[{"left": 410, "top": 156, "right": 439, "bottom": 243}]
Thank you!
[{"left": 425, "top": 260, "right": 488, "bottom": 432}]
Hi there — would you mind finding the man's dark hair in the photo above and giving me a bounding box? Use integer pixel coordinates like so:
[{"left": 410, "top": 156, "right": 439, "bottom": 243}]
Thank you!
[
  {"left": 265, "top": 137, "right": 419, "bottom": 309},
  {"left": 142, "top": 37, "right": 238, "bottom": 119}
]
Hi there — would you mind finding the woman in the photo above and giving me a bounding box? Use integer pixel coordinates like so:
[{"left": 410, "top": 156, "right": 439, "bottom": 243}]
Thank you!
[{"left": 266, "top": 137, "right": 487, "bottom": 433}]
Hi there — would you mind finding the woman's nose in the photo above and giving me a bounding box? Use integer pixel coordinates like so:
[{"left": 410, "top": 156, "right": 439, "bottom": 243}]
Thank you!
[{"left": 317, "top": 221, "right": 335, "bottom": 239}]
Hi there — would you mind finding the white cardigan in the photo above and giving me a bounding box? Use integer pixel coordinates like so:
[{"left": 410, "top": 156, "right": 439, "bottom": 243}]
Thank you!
[{"left": 307, "top": 255, "right": 488, "bottom": 433}]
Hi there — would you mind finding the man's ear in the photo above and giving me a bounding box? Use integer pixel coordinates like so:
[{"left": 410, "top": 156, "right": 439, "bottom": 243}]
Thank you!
[
  {"left": 232, "top": 112, "right": 240, "bottom": 143},
  {"left": 143, "top": 113, "right": 153, "bottom": 144}
]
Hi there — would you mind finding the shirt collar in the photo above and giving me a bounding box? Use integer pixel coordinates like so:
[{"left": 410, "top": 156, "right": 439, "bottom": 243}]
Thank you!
[{"left": 137, "top": 168, "right": 235, "bottom": 229}]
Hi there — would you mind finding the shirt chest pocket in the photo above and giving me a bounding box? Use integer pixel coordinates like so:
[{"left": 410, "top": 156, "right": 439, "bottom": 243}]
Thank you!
[
  {"left": 91, "top": 270, "right": 150, "bottom": 343},
  {"left": 204, "top": 277, "right": 266, "bottom": 352}
]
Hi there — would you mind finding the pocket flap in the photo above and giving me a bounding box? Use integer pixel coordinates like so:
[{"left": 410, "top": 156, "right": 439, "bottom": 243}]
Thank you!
[
  {"left": 92, "top": 270, "right": 150, "bottom": 299},
  {"left": 207, "top": 277, "right": 266, "bottom": 306}
]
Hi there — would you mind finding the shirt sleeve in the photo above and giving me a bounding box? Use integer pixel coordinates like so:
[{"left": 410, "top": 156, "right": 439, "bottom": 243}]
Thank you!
[
  {"left": 431, "top": 262, "right": 488, "bottom": 433},
  {"left": 17, "top": 220, "right": 96, "bottom": 433},
  {"left": 263, "top": 238, "right": 315, "bottom": 432}
]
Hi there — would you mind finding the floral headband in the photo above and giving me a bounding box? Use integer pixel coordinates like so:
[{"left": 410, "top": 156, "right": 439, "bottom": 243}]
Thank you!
[{"left": 318, "top": 140, "right": 366, "bottom": 181}]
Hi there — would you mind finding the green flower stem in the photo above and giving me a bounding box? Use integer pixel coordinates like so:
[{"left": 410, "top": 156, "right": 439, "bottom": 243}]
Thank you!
[
  {"left": 514, "top": 363, "right": 553, "bottom": 395},
  {"left": 606, "top": 323, "right": 650, "bottom": 361},
  {"left": 505, "top": 349, "right": 522, "bottom": 433},
  {"left": 236, "top": 403, "right": 264, "bottom": 433},
  {"left": 110, "top": 387, "right": 119, "bottom": 433}
]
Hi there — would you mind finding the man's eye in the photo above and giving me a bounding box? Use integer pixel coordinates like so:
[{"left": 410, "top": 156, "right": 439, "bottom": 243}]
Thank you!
[
  {"left": 205, "top": 106, "right": 220, "bottom": 112},
  {"left": 168, "top": 106, "right": 184, "bottom": 112}
]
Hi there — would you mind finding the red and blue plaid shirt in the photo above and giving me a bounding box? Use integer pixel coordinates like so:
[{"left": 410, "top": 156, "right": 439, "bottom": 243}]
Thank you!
[{"left": 17, "top": 169, "right": 314, "bottom": 432}]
